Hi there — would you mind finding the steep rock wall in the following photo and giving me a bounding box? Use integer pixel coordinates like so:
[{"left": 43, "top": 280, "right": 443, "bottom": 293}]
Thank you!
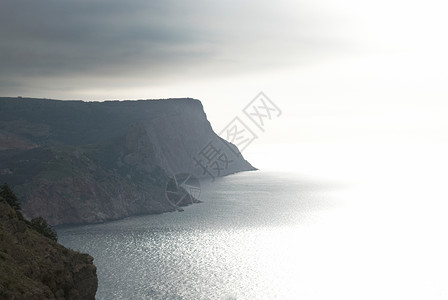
[{"left": 0, "top": 97, "right": 255, "bottom": 225}]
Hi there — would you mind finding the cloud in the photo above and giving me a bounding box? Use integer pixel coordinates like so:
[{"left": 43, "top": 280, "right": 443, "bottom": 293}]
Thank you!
[{"left": 0, "top": 0, "right": 348, "bottom": 96}]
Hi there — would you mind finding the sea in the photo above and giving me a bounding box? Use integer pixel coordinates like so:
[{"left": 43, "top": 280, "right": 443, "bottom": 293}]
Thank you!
[{"left": 57, "top": 144, "right": 448, "bottom": 300}]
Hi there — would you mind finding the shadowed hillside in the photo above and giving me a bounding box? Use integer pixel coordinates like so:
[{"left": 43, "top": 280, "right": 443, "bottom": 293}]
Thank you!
[{"left": 0, "top": 193, "right": 97, "bottom": 299}]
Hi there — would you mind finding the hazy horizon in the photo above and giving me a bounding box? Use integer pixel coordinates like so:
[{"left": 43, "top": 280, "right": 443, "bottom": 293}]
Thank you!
[{"left": 1, "top": 0, "right": 447, "bottom": 149}]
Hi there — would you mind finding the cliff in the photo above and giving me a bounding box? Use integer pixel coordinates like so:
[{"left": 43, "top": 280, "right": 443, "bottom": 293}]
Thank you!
[
  {"left": 0, "top": 97, "right": 255, "bottom": 225},
  {"left": 0, "top": 196, "right": 98, "bottom": 299}
]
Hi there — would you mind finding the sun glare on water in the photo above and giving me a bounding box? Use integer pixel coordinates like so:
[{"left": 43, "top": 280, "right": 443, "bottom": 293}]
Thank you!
[{"left": 243, "top": 143, "right": 448, "bottom": 299}]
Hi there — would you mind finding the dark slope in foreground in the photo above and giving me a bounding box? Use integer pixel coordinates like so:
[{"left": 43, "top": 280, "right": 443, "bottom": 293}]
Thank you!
[
  {"left": 0, "top": 97, "right": 255, "bottom": 225},
  {"left": 0, "top": 196, "right": 97, "bottom": 299}
]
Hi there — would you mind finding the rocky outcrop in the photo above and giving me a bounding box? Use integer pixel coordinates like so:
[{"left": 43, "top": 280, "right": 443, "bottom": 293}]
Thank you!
[
  {"left": 0, "top": 97, "right": 255, "bottom": 225},
  {"left": 0, "top": 196, "right": 98, "bottom": 299}
]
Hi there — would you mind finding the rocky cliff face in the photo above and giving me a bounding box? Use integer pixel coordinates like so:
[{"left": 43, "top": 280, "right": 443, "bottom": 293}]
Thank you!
[
  {"left": 0, "top": 197, "right": 98, "bottom": 299},
  {"left": 0, "top": 97, "right": 255, "bottom": 225}
]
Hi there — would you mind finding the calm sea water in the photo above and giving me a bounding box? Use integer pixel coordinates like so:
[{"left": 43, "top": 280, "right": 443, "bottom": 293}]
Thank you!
[
  {"left": 57, "top": 170, "right": 338, "bottom": 299},
  {"left": 58, "top": 145, "right": 448, "bottom": 300}
]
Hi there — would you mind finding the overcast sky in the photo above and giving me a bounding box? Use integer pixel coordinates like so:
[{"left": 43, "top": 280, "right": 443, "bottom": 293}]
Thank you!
[
  {"left": 0, "top": 1, "right": 340, "bottom": 91},
  {"left": 1, "top": 0, "right": 447, "bottom": 147}
]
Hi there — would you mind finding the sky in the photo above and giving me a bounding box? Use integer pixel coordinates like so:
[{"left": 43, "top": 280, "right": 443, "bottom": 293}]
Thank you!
[{"left": 1, "top": 0, "right": 447, "bottom": 149}]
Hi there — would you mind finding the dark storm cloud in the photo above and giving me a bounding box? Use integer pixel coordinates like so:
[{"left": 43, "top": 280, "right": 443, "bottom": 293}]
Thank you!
[
  {"left": 0, "top": 1, "right": 212, "bottom": 76},
  {"left": 0, "top": 0, "right": 346, "bottom": 95}
]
